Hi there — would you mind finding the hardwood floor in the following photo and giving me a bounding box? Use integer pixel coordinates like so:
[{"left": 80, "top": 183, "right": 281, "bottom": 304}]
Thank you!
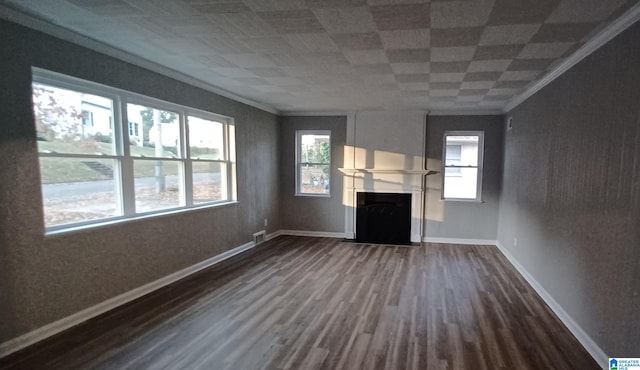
[{"left": 0, "top": 236, "right": 599, "bottom": 370}]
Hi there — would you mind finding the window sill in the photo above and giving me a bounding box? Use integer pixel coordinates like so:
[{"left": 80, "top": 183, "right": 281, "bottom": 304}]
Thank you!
[
  {"left": 295, "top": 193, "right": 331, "bottom": 198},
  {"left": 44, "top": 201, "right": 239, "bottom": 239},
  {"left": 441, "top": 198, "right": 484, "bottom": 203}
]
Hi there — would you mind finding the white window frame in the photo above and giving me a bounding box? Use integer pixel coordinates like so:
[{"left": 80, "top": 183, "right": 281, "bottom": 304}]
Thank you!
[
  {"left": 295, "top": 130, "right": 331, "bottom": 197},
  {"left": 442, "top": 130, "right": 484, "bottom": 202},
  {"left": 33, "top": 68, "right": 237, "bottom": 235}
]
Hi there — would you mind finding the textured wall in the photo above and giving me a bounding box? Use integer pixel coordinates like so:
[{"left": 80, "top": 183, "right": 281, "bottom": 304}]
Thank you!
[
  {"left": 425, "top": 115, "right": 504, "bottom": 240},
  {"left": 498, "top": 22, "right": 640, "bottom": 356},
  {"left": 0, "top": 20, "right": 280, "bottom": 343},
  {"left": 279, "top": 116, "right": 346, "bottom": 233}
]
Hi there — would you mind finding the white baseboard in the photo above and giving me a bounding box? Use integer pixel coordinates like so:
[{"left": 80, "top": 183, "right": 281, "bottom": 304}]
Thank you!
[
  {"left": 422, "top": 237, "right": 498, "bottom": 245},
  {"left": 0, "top": 240, "right": 259, "bottom": 359},
  {"left": 494, "top": 241, "right": 608, "bottom": 369},
  {"left": 278, "top": 229, "right": 346, "bottom": 239}
]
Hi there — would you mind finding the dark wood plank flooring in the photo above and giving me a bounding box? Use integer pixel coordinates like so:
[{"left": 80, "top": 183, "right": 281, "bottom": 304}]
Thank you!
[{"left": 0, "top": 236, "right": 599, "bottom": 369}]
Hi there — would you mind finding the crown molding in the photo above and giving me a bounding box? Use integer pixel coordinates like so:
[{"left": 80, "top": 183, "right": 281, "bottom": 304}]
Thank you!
[
  {"left": 503, "top": 2, "right": 640, "bottom": 113},
  {"left": 280, "top": 111, "right": 350, "bottom": 116},
  {"left": 429, "top": 109, "right": 503, "bottom": 116},
  {"left": 0, "top": 4, "right": 281, "bottom": 116}
]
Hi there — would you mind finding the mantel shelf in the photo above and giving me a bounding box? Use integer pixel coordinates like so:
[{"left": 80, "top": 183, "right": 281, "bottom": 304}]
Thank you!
[{"left": 339, "top": 168, "right": 439, "bottom": 175}]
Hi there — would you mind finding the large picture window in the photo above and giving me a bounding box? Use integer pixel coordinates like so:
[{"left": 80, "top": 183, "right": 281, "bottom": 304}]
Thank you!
[
  {"left": 32, "top": 68, "right": 237, "bottom": 233},
  {"left": 442, "top": 131, "right": 484, "bottom": 201},
  {"left": 296, "top": 130, "right": 331, "bottom": 196}
]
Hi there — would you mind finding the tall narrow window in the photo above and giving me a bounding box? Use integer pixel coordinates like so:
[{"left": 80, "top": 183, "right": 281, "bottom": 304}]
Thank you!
[
  {"left": 32, "top": 68, "right": 237, "bottom": 233},
  {"left": 296, "top": 130, "right": 331, "bottom": 196},
  {"left": 442, "top": 131, "right": 484, "bottom": 200}
]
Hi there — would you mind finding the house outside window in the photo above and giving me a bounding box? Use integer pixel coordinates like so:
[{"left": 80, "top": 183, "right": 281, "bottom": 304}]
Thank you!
[
  {"left": 296, "top": 130, "right": 330, "bottom": 196},
  {"left": 442, "top": 131, "right": 484, "bottom": 201}
]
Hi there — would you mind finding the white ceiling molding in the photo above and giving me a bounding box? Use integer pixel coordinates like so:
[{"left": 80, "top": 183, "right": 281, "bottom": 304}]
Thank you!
[
  {"left": 429, "top": 109, "right": 503, "bottom": 116},
  {"left": 280, "top": 111, "right": 350, "bottom": 117},
  {"left": 503, "top": 2, "right": 640, "bottom": 113},
  {"left": 0, "top": 5, "right": 281, "bottom": 116}
]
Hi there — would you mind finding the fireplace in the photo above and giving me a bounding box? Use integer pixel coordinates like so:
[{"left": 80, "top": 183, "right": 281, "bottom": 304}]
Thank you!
[{"left": 356, "top": 192, "right": 412, "bottom": 244}]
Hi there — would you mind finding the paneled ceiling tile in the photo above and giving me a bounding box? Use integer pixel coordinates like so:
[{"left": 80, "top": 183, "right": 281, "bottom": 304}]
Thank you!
[
  {"left": 483, "top": 94, "right": 511, "bottom": 101},
  {"left": 252, "top": 85, "right": 292, "bottom": 93},
  {"left": 343, "top": 49, "right": 389, "bottom": 64},
  {"left": 331, "top": 32, "right": 383, "bottom": 50},
  {"left": 430, "top": 89, "right": 459, "bottom": 96},
  {"left": 517, "top": 42, "right": 574, "bottom": 59},
  {"left": 386, "top": 49, "right": 430, "bottom": 63},
  {"left": 459, "top": 88, "right": 490, "bottom": 96},
  {"left": 487, "top": 87, "right": 521, "bottom": 95},
  {"left": 245, "top": 67, "right": 288, "bottom": 77},
  {"left": 494, "top": 80, "right": 529, "bottom": 88},
  {"left": 205, "top": 13, "right": 277, "bottom": 37},
  {"left": 199, "top": 36, "right": 254, "bottom": 54},
  {"left": 223, "top": 53, "right": 278, "bottom": 68},
  {"left": 313, "top": 7, "right": 376, "bottom": 33},
  {"left": 266, "top": 53, "right": 308, "bottom": 67},
  {"left": 429, "top": 72, "right": 466, "bottom": 82},
  {"left": 530, "top": 23, "right": 598, "bottom": 43},
  {"left": 430, "top": 82, "right": 462, "bottom": 90},
  {"left": 352, "top": 64, "right": 394, "bottom": 74},
  {"left": 430, "top": 61, "right": 469, "bottom": 73},
  {"left": 305, "top": 0, "right": 367, "bottom": 7},
  {"left": 361, "top": 74, "right": 397, "bottom": 85},
  {"left": 398, "top": 82, "right": 430, "bottom": 91},
  {"left": 211, "top": 67, "right": 260, "bottom": 78},
  {"left": 400, "top": 90, "right": 430, "bottom": 97},
  {"left": 302, "top": 52, "right": 351, "bottom": 66},
  {"left": 479, "top": 24, "right": 541, "bottom": 45},
  {"left": 487, "top": 0, "right": 560, "bottom": 26},
  {"left": 474, "top": 44, "right": 523, "bottom": 60},
  {"left": 379, "top": 29, "right": 430, "bottom": 50},
  {"left": 237, "top": 36, "right": 297, "bottom": 53},
  {"left": 66, "top": 0, "right": 144, "bottom": 17},
  {"left": 370, "top": 4, "right": 430, "bottom": 30},
  {"left": 390, "top": 62, "right": 430, "bottom": 74},
  {"left": 155, "top": 37, "right": 215, "bottom": 55},
  {"left": 262, "top": 76, "right": 303, "bottom": 85},
  {"left": 547, "top": 0, "right": 628, "bottom": 23},
  {"left": 457, "top": 95, "right": 484, "bottom": 101},
  {"left": 283, "top": 33, "right": 340, "bottom": 53},
  {"left": 464, "top": 71, "right": 503, "bottom": 81},
  {"left": 430, "top": 0, "right": 495, "bottom": 28},
  {"left": 499, "top": 70, "right": 541, "bottom": 81},
  {"left": 508, "top": 58, "right": 555, "bottom": 71},
  {"left": 431, "top": 27, "right": 484, "bottom": 47},
  {"left": 127, "top": 17, "right": 178, "bottom": 39},
  {"left": 189, "top": 2, "right": 251, "bottom": 14},
  {"left": 430, "top": 46, "right": 476, "bottom": 62},
  {"left": 242, "top": 0, "right": 308, "bottom": 12},
  {"left": 395, "top": 74, "right": 430, "bottom": 83},
  {"left": 232, "top": 77, "right": 271, "bottom": 85},
  {"left": 461, "top": 80, "right": 496, "bottom": 89},
  {"left": 193, "top": 55, "right": 237, "bottom": 68},
  {"left": 467, "top": 59, "right": 512, "bottom": 72},
  {"left": 257, "top": 10, "right": 325, "bottom": 34}
]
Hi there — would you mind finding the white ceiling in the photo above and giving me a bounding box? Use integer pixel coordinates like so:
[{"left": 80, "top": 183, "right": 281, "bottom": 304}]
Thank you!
[{"left": 3, "top": 0, "right": 639, "bottom": 114}]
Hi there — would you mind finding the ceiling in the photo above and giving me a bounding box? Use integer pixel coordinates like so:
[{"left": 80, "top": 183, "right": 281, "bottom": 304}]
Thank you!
[{"left": 4, "top": 0, "right": 639, "bottom": 113}]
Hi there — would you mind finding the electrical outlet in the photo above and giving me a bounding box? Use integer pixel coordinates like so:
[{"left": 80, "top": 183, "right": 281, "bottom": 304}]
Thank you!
[{"left": 264, "top": 218, "right": 268, "bottom": 227}]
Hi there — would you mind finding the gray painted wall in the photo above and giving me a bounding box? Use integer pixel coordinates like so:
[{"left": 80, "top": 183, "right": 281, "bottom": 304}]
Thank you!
[
  {"left": 498, "top": 22, "right": 640, "bottom": 356},
  {"left": 425, "top": 115, "right": 504, "bottom": 240},
  {"left": 0, "top": 20, "right": 280, "bottom": 343},
  {"left": 279, "top": 116, "right": 346, "bottom": 233}
]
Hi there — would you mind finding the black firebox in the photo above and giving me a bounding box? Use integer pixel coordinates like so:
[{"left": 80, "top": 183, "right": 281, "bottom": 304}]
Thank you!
[{"left": 356, "top": 192, "right": 411, "bottom": 245}]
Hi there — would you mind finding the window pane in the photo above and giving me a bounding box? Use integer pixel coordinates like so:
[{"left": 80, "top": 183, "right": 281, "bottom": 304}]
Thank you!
[
  {"left": 299, "top": 164, "right": 330, "bottom": 194},
  {"left": 127, "top": 104, "right": 180, "bottom": 157},
  {"left": 188, "top": 116, "right": 224, "bottom": 160},
  {"left": 193, "top": 161, "right": 226, "bottom": 204},
  {"left": 134, "top": 160, "right": 183, "bottom": 213},
  {"left": 443, "top": 167, "right": 478, "bottom": 199},
  {"left": 32, "top": 82, "right": 116, "bottom": 155},
  {"left": 445, "top": 136, "right": 479, "bottom": 166},
  {"left": 40, "top": 157, "right": 120, "bottom": 226},
  {"left": 300, "top": 134, "right": 330, "bottom": 164}
]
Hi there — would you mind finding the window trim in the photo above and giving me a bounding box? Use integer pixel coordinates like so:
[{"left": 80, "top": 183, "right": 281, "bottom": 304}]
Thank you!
[
  {"left": 441, "top": 130, "right": 484, "bottom": 202},
  {"left": 295, "top": 129, "right": 331, "bottom": 197},
  {"left": 32, "top": 67, "right": 237, "bottom": 235}
]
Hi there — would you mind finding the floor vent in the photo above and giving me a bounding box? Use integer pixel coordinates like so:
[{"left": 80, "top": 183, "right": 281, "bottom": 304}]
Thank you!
[{"left": 253, "top": 230, "right": 266, "bottom": 245}]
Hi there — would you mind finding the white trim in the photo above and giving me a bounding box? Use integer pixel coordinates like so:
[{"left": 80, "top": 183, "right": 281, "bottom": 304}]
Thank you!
[
  {"left": 429, "top": 109, "right": 502, "bottom": 116},
  {"left": 0, "top": 4, "right": 279, "bottom": 116},
  {"left": 504, "top": 2, "right": 640, "bottom": 113},
  {"left": 494, "top": 241, "right": 608, "bottom": 369},
  {"left": 266, "top": 230, "right": 283, "bottom": 240},
  {"left": 279, "top": 230, "right": 346, "bottom": 238},
  {"left": 0, "top": 240, "right": 259, "bottom": 358},
  {"left": 422, "top": 237, "right": 498, "bottom": 245},
  {"left": 281, "top": 111, "right": 349, "bottom": 117}
]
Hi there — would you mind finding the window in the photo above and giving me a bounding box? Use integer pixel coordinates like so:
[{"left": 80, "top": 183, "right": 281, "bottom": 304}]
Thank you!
[
  {"left": 296, "top": 130, "right": 330, "bottom": 196},
  {"left": 32, "top": 68, "right": 237, "bottom": 233},
  {"left": 442, "top": 131, "right": 484, "bottom": 200}
]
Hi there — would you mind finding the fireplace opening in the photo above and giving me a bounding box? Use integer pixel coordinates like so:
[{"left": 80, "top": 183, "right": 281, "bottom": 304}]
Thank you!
[{"left": 356, "top": 192, "right": 412, "bottom": 245}]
